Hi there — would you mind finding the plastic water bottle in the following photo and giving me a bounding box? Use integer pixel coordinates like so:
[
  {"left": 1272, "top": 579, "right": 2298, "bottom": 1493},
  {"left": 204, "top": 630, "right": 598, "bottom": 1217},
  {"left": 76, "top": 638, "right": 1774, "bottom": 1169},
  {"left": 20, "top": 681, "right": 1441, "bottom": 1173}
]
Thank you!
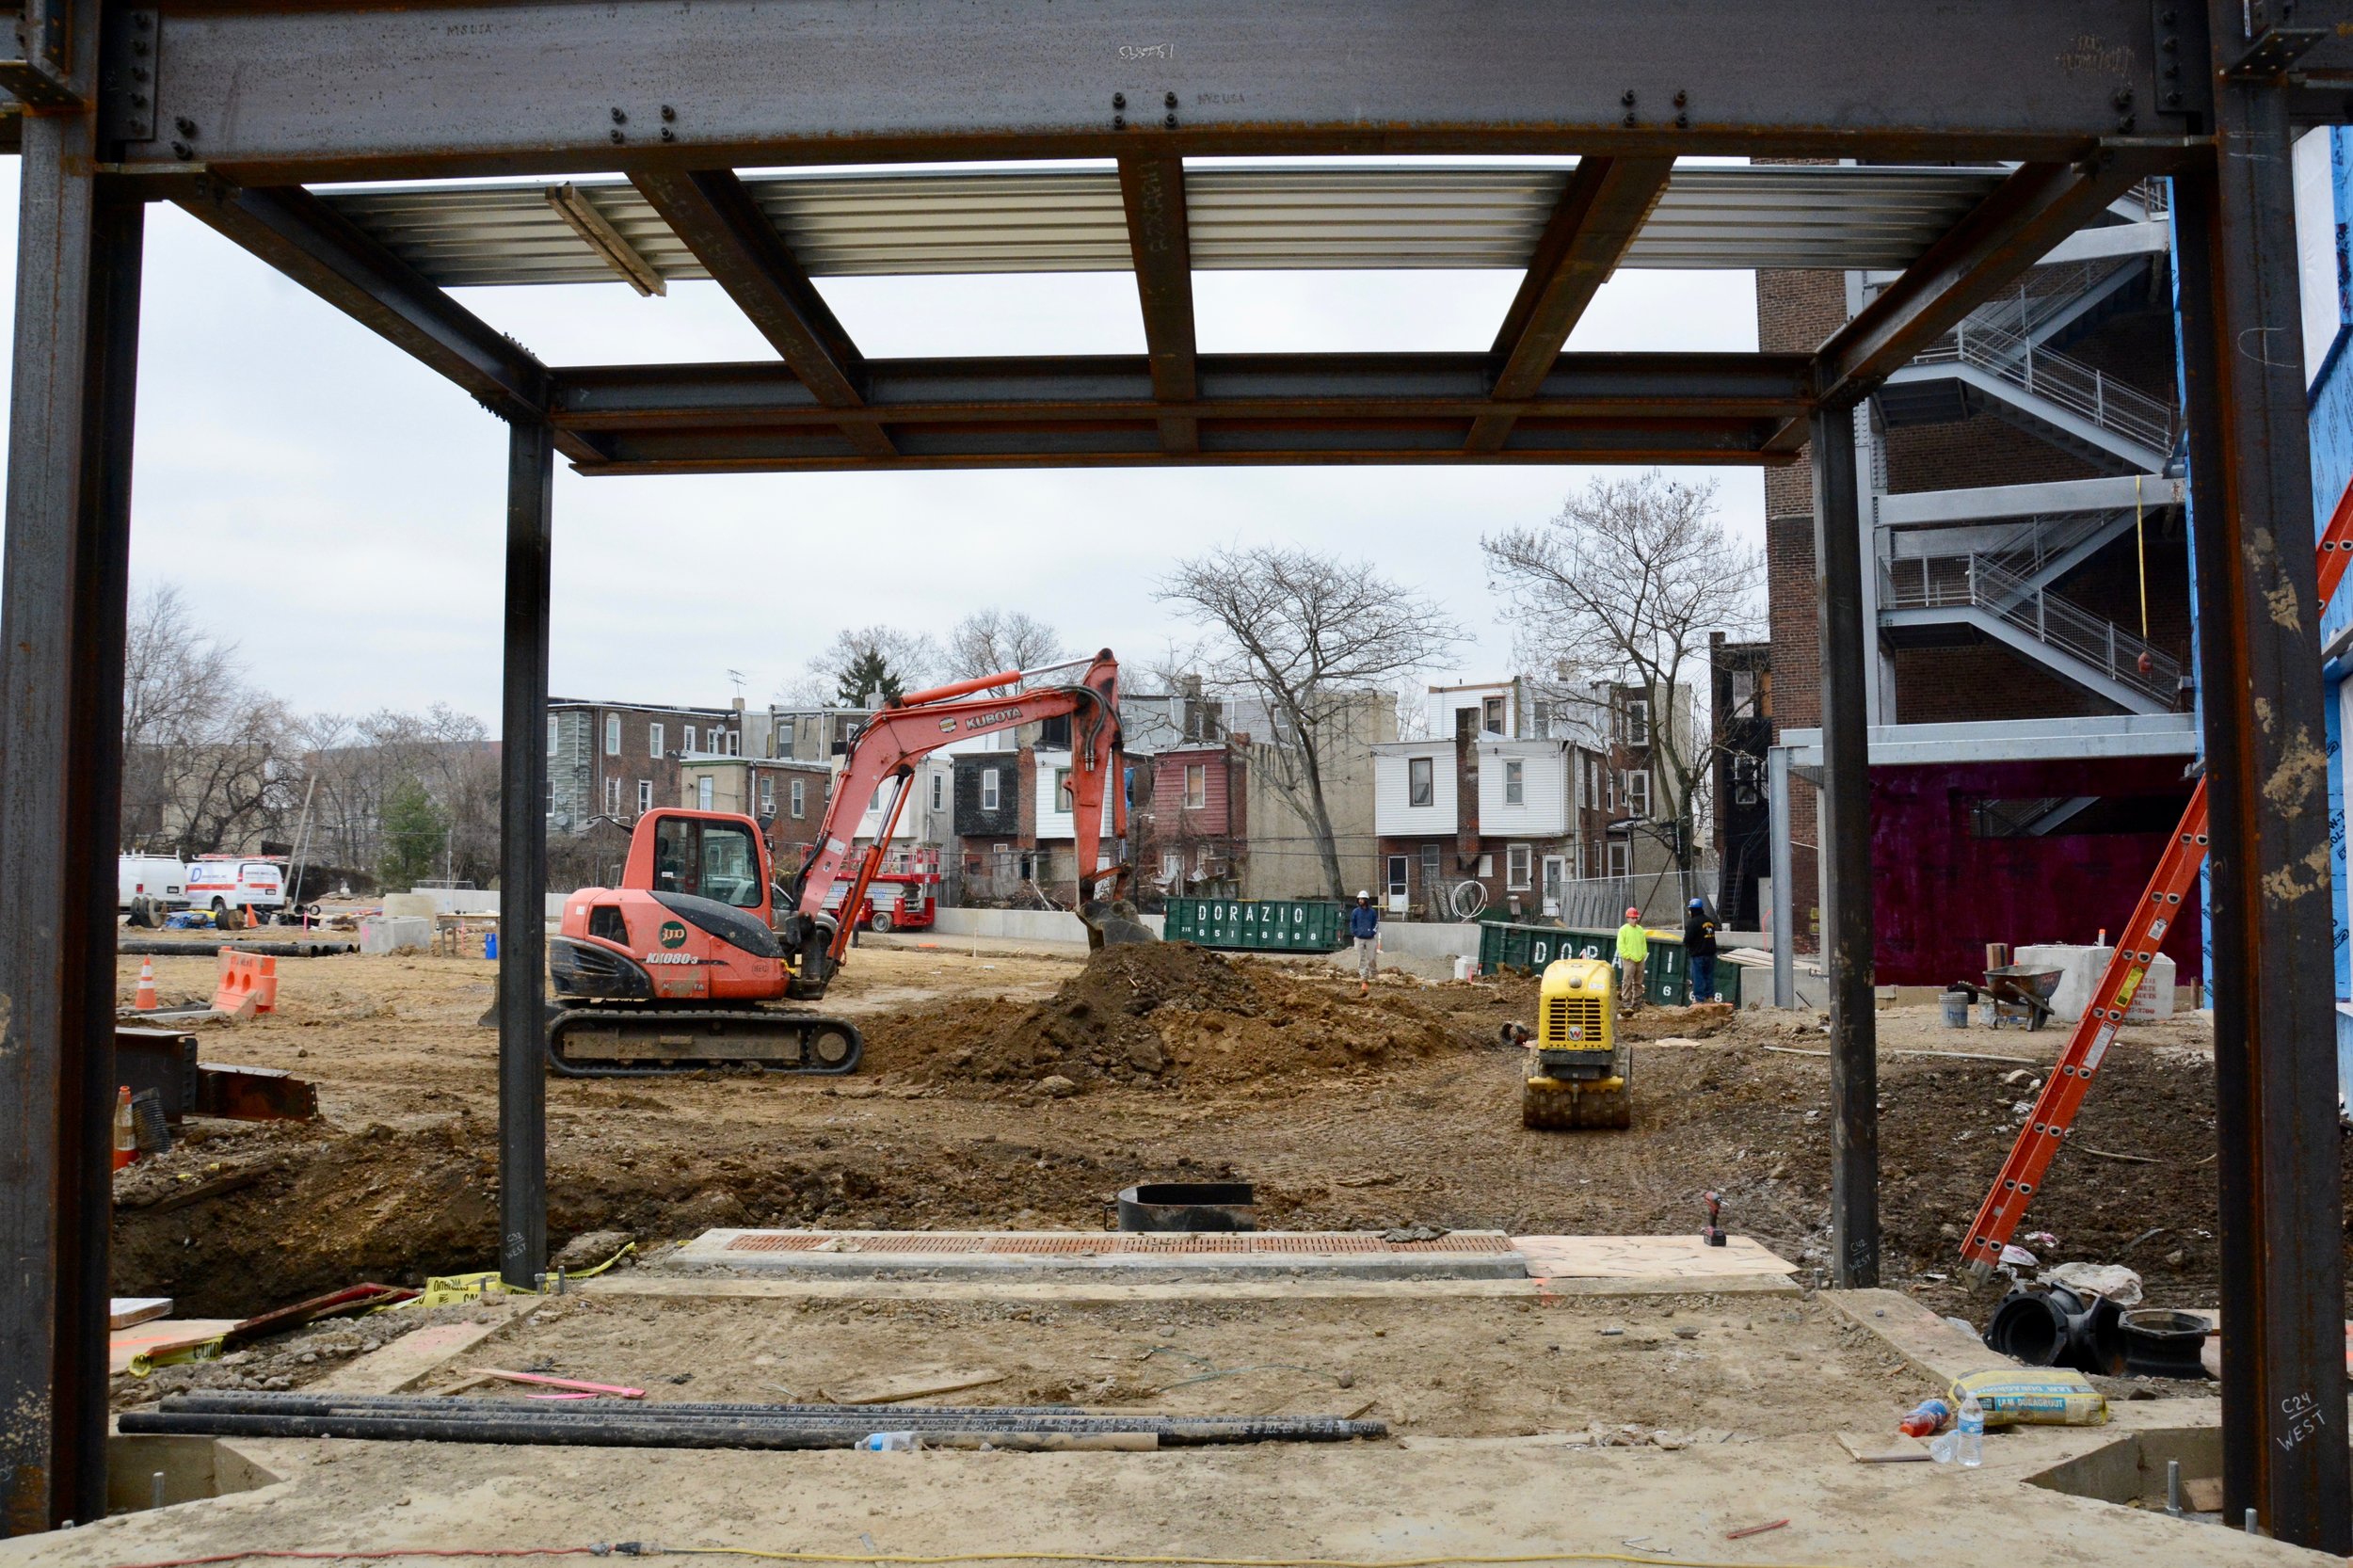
[
  {"left": 857, "top": 1432, "right": 917, "bottom": 1451},
  {"left": 1898, "top": 1398, "right": 1951, "bottom": 1438},
  {"left": 1956, "top": 1393, "right": 1984, "bottom": 1468}
]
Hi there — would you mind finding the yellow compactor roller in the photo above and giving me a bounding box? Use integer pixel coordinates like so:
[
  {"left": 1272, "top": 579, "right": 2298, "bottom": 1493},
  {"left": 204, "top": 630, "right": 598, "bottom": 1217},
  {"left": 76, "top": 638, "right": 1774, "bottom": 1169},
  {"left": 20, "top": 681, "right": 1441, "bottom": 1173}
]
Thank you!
[{"left": 1505, "top": 956, "right": 1632, "bottom": 1130}]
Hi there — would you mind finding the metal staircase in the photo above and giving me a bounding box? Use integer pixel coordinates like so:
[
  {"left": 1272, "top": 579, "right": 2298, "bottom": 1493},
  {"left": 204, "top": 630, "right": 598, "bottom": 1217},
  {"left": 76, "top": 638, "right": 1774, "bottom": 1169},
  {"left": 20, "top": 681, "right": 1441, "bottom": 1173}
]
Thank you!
[
  {"left": 1879, "top": 552, "right": 2181, "bottom": 714},
  {"left": 1872, "top": 254, "right": 2175, "bottom": 474}
]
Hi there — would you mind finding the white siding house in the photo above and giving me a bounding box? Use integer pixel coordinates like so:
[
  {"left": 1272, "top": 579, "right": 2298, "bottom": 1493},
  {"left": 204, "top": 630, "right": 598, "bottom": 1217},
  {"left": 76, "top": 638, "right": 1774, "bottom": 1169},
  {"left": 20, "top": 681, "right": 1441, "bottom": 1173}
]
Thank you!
[
  {"left": 1372, "top": 743, "right": 1457, "bottom": 836},
  {"left": 1031, "top": 749, "right": 1116, "bottom": 841},
  {"left": 853, "top": 758, "right": 955, "bottom": 846},
  {"left": 1477, "top": 741, "right": 1573, "bottom": 837}
]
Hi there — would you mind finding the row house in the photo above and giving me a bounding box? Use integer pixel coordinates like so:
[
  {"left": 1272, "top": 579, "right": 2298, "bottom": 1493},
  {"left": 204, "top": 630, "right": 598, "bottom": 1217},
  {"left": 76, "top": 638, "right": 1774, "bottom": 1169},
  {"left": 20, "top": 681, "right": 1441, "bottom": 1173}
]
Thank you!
[
  {"left": 678, "top": 755, "right": 836, "bottom": 871},
  {"left": 547, "top": 697, "right": 746, "bottom": 834},
  {"left": 950, "top": 746, "right": 1117, "bottom": 903},
  {"left": 1373, "top": 678, "right": 1696, "bottom": 922},
  {"left": 1136, "top": 740, "right": 1250, "bottom": 901}
]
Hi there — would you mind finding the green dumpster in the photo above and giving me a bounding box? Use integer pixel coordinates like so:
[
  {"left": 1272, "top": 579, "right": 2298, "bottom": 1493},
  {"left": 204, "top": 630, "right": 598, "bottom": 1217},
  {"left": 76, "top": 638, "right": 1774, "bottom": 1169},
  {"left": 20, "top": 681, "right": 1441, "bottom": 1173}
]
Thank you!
[
  {"left": 1480, "top": 920, "right": 1711, "bottom": 1005},
  {"left": 1163, "top": 897, "right": 1345, "bottom": 953}
]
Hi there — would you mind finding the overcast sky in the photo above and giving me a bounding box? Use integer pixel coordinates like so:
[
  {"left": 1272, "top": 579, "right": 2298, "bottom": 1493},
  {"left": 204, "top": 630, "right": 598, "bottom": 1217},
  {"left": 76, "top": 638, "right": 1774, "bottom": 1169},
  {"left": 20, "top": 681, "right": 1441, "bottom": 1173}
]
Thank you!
[{"left": 0, "top": 159, "right": 1765, "bottom": 725}]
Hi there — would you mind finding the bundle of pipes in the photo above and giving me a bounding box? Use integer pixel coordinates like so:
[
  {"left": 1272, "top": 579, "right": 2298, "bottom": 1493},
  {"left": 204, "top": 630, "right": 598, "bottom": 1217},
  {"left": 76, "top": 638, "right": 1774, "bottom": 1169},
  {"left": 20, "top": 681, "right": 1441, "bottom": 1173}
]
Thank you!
[{"left": 119, "top": 1391, "right": 1385, "bottom": 1449}]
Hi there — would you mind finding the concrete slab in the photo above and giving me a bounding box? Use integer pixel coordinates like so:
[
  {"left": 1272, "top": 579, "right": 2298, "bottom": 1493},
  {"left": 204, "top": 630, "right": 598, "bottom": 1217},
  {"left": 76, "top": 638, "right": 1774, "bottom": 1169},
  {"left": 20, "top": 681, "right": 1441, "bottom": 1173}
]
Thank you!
[
  {"left": 1822, "top": 1288, "right": 2018, "bottom": 1383},
  {"left": 1518, "top": 1233, "right": 1795, "bottom": 1280},
  {"left": 669, "top": 1228, "right": 1532, "bottom": 1280}
]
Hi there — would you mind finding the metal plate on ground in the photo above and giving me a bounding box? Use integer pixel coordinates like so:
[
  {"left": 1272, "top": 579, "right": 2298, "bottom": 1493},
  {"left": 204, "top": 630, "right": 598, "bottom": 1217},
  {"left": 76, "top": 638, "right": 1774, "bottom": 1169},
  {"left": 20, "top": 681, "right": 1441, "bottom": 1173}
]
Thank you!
[{"left": 673, "top": 1228, "right": 1529, "bottom": 1280}]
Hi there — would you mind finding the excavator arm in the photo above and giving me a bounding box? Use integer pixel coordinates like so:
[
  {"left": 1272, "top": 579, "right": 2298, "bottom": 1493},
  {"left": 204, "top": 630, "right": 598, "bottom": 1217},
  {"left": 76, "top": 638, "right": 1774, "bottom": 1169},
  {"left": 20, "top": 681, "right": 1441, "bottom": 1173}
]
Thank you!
[{"left": 786, "top": 649, "right": 1130, "bottom": 988}]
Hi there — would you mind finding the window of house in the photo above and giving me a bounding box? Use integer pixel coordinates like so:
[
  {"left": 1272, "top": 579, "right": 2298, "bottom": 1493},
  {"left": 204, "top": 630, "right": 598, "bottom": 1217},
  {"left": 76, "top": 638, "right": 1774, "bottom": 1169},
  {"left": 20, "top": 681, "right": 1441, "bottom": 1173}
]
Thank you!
[
  {"left": 1625, "top": 697, "right": 1650, "bottom": 747},
  {"left": 637, "top": 779, "right": 652, "bottom": 814},
  {"left": 1419, "top": 843, "right": 1440, "bottom": 903},
  {"left": 1161, "top": 851, "right": 1183, "bottom": 881},
  {"left": 605, "top": 776, "right": 621, "bottom": 814},
  {"left": 1407, "top": 756, "right": 1434, "bottom": 808},
  {"left": 1055, "top": 767, "right": 1074, "bottom": 813},
  {"left": 649, "top": 722, "right": 664, "bottom": 757},
  {"left": 726, "top": 730, "right": 740, "bottom": 756},
  {"left": 1504, "top": 759, "right": 1524, "bottom": 806},
  {"left": 1477, "top": 853, "right": 1494, "bottom": 878},
  {"left": 1607, "top": 840, "right": 1630, "bottom": 877},
  {"left": 930, "top": 771, "right": 944, "bottom": 812},
  {"left": 790, "top": 777, "right": 807, "bottom": 819},
  {"left": 697, "top": 776, "right": 714, "bottom": 810},
  {"left": 683, "top": 725, "right": 698, "bottom": 754},
  {"left": 776, "top": 715, "right": 795, "bottom": 754},
  {"left": 981, "top": 767, "right": 1000, "bottom": 812},
  {"left": 604, "top": 713, "right": 620, "bottom": 756},
  {"left": 1626, "top": 768, "right": 1651, "bottom": 819},
  {"left": 1183, "top": 762, "right": 1207, "bottom": 810},
  {"left": 1507, "top": 843, "right": 1532, "bottom": 890},
  {"left": 546, "top": 715, "right": 558, "bottom": 756},
  {"left": 1482, "top": 695, "right": 1505, "bottom": 733},
  {"left": 760, "top": 777, "right": 775, "bottom": 816}
]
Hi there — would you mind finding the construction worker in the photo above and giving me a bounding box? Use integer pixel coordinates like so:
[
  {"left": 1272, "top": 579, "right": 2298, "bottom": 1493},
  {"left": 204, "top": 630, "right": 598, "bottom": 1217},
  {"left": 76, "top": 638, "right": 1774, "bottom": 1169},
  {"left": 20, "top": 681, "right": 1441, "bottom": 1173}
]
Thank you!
[
  {"left": 1614, "top": 905, "right": 1648, "bottom": 1015},
  {"left": 1349, "top": 890, "right": 1381, "bottom": 997},
  {"left": 1685, "top": 896, "right": 1720, "bottom": 1003}
]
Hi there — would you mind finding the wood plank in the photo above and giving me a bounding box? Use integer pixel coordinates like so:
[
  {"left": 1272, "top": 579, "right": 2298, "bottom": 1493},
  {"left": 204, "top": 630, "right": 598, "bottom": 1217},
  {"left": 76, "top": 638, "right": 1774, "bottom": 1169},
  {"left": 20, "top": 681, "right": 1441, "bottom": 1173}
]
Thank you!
[
  {"left": 1837, "top": 1431, "right": 1930, "bottom": 1464},
  {"left": 108, "top": 1319, "right": 240, "bottom": 1375},
  {"left": 109, "top": 1297, "right": 172, "bottom": 1330}
]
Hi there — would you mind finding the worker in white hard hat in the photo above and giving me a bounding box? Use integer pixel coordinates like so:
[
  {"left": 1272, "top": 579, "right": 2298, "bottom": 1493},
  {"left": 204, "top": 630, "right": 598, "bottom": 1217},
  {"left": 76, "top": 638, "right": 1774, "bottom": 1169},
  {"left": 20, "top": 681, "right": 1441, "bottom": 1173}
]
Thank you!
[
  {"left": 1614, "top": 905, "right": 1650, "bottom": 1016},
  {"left": 1347, "top": 889, "right": 1381, "bottom": 998}
]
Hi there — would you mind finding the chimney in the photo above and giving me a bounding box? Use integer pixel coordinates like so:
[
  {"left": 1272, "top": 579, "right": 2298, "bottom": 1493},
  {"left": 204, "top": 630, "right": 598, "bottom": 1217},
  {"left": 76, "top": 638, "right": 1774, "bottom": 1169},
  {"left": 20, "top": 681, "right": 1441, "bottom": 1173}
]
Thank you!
[{"left": 1454, "top": 707, "right": 1481, "bottom": 871}]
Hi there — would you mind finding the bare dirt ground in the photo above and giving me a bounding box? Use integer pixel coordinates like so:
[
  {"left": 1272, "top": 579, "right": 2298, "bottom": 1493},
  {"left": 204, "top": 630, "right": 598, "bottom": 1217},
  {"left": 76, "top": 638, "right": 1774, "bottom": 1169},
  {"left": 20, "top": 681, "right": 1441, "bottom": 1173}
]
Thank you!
[{"left": 110, "top": 939, "right": 2291, "bottom": 1341}]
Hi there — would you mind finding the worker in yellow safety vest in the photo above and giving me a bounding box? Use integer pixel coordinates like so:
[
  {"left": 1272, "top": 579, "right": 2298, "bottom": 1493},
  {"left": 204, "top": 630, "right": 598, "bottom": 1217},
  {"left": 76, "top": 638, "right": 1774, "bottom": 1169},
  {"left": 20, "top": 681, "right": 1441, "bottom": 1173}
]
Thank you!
[{"left": 1614, "top": 906, "right": 1649, "bottom": 1016}]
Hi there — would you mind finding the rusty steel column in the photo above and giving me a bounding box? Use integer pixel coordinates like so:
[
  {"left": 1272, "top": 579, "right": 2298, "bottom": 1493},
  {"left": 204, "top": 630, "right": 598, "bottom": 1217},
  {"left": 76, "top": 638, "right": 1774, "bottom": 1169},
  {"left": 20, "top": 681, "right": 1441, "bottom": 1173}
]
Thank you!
[
  {"left": 1811, "top": 404, "right": 1879, "bottom": 1289},
  {"left": 0, "top": 54, "right": 144, "bottom": 1539},
  {"left": 498, "top": 419, "right": 553, "bottom": 1290},
  {"left": 2171, "top": 16, "right": 2352, "bottom": 1546}
]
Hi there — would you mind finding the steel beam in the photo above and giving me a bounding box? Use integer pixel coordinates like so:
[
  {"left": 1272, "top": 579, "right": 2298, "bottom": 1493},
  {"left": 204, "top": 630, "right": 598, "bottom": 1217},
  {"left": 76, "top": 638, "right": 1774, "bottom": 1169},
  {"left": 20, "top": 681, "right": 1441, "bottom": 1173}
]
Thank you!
[
  {"left": 0, "top": 7, "right": 138, "bottom": 1529},
  {"left": 498, "top": 419, "right": 553, "bottom": 1292},
  {"left": 118, "top": 1, "right": 2180, "bottom": 182},
  {"left": 1807, "top": 154, "right": 2160, "bottom": 416},
  {"left": 1467, "top": 155, "right": 1673, "bottom": 451},
  {"left": 1810, "top": 405, "right": 1878, "bottom": 1291},
  {"left": 1116, "top": 153, "right": 1198, "bottom": 456},
  {"left": 628, "top": 168, "right": 892, "bottom": 458},
  {"left": 173, "top": 184, "right": 548, "bottom": 423},
  {"left": 2173, "top": 8, "right": 2351, "bottom": 1543},
  {"left": 552, "top": 352, "right": 1814, "bottom": 427},
  {"left": 1768, "top": 745, "right": 1795, "bottom": 1010}
]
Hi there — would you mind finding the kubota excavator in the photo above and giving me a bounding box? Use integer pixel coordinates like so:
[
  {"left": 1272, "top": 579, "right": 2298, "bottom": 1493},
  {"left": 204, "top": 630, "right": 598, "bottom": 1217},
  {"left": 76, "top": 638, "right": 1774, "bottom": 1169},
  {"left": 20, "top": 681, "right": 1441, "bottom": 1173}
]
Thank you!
[{"left": 545, "top": 650, "right": 1134, "bottom": 1077}]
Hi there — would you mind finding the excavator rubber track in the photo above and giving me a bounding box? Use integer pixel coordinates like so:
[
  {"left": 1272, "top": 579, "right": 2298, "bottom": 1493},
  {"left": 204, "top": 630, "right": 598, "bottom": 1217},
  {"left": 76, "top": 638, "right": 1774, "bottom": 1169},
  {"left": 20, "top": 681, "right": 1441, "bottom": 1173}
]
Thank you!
[{"left": 546, "top": 1007, "right": 863, "bottom": 1079}]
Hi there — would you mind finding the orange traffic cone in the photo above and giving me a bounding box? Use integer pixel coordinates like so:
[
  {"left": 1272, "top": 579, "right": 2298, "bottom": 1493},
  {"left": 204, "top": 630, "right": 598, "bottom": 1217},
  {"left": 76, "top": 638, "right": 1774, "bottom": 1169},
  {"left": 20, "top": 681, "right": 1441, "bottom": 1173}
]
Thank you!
[
  {"left": 134, "top": 957, "right": 158, "bottom": 1012},
  {"left": 112, "top": 1086, "right": 136, "bottom": 1171}
]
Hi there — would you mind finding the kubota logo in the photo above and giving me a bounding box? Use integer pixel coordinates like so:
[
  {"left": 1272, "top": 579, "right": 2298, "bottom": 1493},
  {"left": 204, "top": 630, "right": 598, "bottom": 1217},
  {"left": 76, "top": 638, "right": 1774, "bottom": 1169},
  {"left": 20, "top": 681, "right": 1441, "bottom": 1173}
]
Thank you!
[{"left": 658, "top": 920, "right": 688, "bottom": 949}]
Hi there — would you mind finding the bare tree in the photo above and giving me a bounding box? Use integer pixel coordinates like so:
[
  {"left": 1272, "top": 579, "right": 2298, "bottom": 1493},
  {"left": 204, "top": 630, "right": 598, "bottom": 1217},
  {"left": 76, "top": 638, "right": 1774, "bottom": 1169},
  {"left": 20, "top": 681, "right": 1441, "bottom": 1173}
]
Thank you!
[
  {"left": 786, "top": 625, "right": 941, "bottom": 706},
  {"left": 945, "top": 609, "right": 1066, "bottom": 680},
  {"left": 1160, "top": 546, "right": 1459, "bottom": 900},
  {"left": 120, "top": 584, "right": 297, "bottom": 857},
  {"left": 1483, "top": 471, "right": 1763, "bottom": 874}
]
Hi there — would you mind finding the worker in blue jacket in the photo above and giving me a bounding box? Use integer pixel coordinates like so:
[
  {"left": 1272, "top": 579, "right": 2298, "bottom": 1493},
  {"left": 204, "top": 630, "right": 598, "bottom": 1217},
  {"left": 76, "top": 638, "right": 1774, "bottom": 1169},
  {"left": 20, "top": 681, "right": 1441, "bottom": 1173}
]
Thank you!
[{"left": 1348, "top": 890, "right": 1381, "bottom": 997}]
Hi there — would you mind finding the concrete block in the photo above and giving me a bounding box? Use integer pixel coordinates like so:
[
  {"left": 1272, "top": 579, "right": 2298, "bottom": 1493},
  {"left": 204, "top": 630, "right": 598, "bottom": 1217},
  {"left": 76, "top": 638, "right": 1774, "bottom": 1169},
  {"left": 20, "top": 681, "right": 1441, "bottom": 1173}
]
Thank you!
[
  {"left": 380, "top": 893, "right": 439, "bottom": 920},
  {"left": 2015, "top": 943, "right": 2174, "bottom": 1023},
  {"left": 358, "top": 915, "right": 434, "bottom": 955}
]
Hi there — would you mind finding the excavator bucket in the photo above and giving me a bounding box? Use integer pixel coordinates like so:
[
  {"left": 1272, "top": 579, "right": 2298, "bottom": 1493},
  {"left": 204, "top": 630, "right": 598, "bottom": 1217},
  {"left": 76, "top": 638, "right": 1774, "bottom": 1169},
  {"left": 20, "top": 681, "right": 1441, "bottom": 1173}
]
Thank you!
[{"left": 1079, "top": 896, "right": 1160, "bottom": 952}]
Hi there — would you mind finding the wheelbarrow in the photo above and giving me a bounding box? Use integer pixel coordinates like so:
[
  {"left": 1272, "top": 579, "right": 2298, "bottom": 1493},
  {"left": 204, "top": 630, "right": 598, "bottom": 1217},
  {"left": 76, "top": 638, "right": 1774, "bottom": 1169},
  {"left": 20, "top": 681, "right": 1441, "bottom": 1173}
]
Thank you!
[{"left": 1982, "top": 965, "right": 2062, "bottom": 1031}]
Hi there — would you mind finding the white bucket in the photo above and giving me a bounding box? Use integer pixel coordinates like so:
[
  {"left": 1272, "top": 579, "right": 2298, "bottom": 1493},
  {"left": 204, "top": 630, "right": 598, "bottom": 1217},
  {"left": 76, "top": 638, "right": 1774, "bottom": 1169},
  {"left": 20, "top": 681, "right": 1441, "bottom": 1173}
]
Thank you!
[{"left": 1453, "top": 954, "right": 1479, "bottom": 982}]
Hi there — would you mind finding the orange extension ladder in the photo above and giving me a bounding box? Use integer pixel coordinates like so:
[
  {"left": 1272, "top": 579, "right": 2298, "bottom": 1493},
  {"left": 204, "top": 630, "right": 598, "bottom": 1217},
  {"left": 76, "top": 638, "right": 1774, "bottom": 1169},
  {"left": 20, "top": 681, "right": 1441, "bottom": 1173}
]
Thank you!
[{"left": 1959, "top": 479, "right": 2353, "bottom": 1280}]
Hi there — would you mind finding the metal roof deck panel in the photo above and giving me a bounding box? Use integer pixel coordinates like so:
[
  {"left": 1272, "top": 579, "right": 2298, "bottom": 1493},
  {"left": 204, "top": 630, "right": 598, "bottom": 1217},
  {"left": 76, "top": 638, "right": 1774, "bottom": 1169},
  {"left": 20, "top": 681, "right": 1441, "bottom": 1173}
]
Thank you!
[{"left": 316, "top": 163, "right": 2018, "bottom": 288}]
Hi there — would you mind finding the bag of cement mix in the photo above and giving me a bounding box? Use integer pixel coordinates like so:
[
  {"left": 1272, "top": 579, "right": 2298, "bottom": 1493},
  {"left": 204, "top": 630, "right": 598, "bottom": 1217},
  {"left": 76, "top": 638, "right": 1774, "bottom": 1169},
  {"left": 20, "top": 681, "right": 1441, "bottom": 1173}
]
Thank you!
[{"left": 1947, "top": 1368, "right": 2107, "bottom": 1427}]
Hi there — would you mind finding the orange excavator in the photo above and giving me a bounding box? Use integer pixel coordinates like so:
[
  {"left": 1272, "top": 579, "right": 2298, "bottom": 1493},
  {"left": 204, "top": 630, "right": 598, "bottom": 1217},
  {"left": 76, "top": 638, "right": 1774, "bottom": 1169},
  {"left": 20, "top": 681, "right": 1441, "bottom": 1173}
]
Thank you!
[{"left": 545, "top": 651, "right": 1133, "bottom": 1077}]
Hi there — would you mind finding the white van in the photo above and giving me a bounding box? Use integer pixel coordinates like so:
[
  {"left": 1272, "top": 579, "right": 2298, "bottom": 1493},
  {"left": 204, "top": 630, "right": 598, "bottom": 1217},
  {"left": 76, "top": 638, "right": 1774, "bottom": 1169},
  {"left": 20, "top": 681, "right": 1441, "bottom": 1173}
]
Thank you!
[
  {"left": 184, "top": 856, "right": 287, "bottom": 917},
  {"left": 117, "top": 854, "right": 188, "bottom": 914}
]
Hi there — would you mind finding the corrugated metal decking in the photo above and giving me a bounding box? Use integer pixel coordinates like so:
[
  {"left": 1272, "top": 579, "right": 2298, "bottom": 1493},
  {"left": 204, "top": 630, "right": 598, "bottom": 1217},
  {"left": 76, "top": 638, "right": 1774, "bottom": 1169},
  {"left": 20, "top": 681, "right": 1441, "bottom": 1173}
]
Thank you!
[{"left": 320, "top": 163, "right": 2016, "bottom": 290}]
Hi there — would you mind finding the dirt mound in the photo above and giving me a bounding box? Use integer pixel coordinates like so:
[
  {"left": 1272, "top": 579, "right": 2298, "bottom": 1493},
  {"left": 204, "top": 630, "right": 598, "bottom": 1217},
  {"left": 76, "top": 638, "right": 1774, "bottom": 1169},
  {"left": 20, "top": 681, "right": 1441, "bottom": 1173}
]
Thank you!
[{"left": 875, "top": 943, "right": 1480, "bottom": 1093}]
